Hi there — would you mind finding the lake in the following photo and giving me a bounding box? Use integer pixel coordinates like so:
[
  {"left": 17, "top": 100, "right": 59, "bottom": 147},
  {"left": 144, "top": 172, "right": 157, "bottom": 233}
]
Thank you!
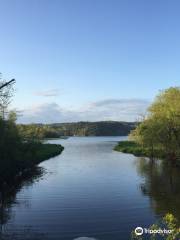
[{"left": 1, "top": 137, "right": 180, "bottom": 240}]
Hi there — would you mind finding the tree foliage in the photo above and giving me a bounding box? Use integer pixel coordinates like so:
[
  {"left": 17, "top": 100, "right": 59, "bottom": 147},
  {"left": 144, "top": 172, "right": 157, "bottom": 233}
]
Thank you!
[
  {"left": 0, "top": 77, "right": 63, "bottom": 184},
  {"left": 130, "top": 87, "right": 180, "bottom": 163}
]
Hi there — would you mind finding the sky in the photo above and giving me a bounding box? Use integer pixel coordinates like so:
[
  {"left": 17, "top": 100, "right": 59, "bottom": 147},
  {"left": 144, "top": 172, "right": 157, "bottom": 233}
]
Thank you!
[{"left": 0, "top": 0, "right": 180, "bottom": 123}]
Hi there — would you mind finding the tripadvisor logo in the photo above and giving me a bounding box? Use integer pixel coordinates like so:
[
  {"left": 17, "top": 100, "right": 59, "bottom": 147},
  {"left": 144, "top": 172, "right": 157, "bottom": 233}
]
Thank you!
[
  {"left": 134, "top": 226, "right": 174, "bottom": 236},
  {"left": 135, "top": 227, "right": 143, "bottom": 236}
]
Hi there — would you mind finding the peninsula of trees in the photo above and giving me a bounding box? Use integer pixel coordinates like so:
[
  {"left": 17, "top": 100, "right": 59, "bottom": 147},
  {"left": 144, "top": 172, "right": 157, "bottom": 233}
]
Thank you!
[{"left": 115, "top": 87, "right": 180, "bottom": 165}]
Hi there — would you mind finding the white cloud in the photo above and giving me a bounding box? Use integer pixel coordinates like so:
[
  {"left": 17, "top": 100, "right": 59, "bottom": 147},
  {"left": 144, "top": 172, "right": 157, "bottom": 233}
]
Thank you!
[
  {"left": 33, "top": 88, "right": 60, "bottom": 97},
  {"left": 18, "top": 99, "right": 150, "bottom": 123}
]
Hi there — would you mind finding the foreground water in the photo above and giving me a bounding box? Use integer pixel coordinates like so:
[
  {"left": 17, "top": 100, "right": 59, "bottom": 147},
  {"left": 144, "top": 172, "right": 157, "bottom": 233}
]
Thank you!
[{"left": 1, "top": 137, "right": 180, "bottom": 240}]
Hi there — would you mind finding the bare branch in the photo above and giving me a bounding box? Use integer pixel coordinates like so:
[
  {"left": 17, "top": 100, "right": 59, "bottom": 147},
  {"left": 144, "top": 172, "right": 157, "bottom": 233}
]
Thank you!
[{"left": 0, "top": 79, "right": 15, "bottom": 90}]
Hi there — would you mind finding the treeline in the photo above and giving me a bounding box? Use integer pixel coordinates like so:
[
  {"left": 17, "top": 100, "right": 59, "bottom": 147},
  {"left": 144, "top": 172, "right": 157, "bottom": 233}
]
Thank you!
[
  {"left": 0, "top": 78, "right": 64, "bottom": 184},
  {"left": 18, "top": 124, "right": 62, "bottom": 139},
  {"left": 49, "top": 121, "right": 136, "bottom": 136},
  {"left": 116, "top": 87, "right": 180, "bottom": 165},
  {"left": 18, "top": 121, "right": 136, "bottom": 138}
]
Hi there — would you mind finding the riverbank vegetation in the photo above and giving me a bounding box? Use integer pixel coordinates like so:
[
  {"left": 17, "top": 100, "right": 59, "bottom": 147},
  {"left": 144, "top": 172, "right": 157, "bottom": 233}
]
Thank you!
[
  {"left": 115, "top": 87, "right": 180, "bottom": 165},
  {"left": 114, "top": 141, "right": 165, "bottom": 159},
  {"left": 0, "top": 77, "right": 64, "bottom": 184}
]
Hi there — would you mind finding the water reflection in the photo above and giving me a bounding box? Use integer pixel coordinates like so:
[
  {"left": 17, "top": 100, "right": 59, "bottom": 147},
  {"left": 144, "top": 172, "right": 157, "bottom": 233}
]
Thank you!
[
  {"left": 0, "top": 167, "right": 44, "bottom": 239},
  {"left": 1, "top": 137, "right": 179, "bottom": 240},
  {"left": 1, "top": 227, "right": 49, "bottom": 240},
  {"left": 135, "top": 157, "right": 180, "bottom": 222}
]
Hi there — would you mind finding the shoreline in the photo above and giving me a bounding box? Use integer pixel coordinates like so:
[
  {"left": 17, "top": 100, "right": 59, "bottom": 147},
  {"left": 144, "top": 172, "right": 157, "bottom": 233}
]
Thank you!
[
  {"left": 0, "top": 143, "right": 64, "bottom": 185},
  {"left": 114, "top": 140, "right": 165, "bottom": 159},
  {"left": 114, "top": 141, "right": 180, "bottom": 167}
]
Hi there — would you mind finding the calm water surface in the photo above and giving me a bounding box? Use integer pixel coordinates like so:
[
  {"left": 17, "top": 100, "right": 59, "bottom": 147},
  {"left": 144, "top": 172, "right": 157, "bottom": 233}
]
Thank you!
[{"left": 1, "top": 137, "right": 180, "bottom": 240}]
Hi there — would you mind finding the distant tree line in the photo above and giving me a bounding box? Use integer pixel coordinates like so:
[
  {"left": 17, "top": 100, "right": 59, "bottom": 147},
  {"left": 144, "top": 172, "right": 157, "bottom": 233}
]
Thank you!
[
  {"left": 17, "top": 121, "right": 136, "bottom": 138},
  {"left": 18, "top": 124, "right": 61, "bottom": 140},
  {"left": 48, "top": 121, "right": 136, "bottom": 136}
]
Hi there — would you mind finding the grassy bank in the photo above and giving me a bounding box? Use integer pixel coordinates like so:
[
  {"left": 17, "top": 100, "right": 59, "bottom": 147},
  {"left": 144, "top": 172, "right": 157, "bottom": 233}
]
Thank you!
[
  {"left": 114, "top": 141, "right": 165, "bottom": 159},
  {"left": 0, "top": 143, "right": 64, "bottom": 184},
  {"left": 22, "top": 143, "right": 64, "bottom": 164}
]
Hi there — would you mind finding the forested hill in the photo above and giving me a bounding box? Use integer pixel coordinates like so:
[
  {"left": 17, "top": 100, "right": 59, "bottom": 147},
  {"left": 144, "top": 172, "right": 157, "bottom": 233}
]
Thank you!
[{"left": 49, "top": 121, "right": 136, "bottom": 136}]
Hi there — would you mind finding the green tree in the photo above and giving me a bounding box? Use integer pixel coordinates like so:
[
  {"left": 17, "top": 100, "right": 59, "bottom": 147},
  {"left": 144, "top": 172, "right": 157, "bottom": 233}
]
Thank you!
[{"left": 130, "top": 87, "right": 180, "bottom": 163}]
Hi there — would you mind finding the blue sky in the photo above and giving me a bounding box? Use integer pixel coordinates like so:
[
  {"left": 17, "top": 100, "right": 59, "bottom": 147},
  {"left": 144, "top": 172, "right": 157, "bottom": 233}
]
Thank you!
[{"left": 0, "top": 0, "right": 180, "bottom": 123}]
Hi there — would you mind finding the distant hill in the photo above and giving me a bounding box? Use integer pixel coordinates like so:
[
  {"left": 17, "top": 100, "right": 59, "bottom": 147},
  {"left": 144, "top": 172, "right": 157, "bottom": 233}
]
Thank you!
[{"left": 49, "top": 121, "right": 137, "bottom": 136}]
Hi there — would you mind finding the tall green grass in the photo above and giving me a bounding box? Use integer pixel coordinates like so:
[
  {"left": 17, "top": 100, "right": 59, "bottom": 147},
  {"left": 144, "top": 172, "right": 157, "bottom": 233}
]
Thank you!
[{"left": 114, "top": 141, "right": 165, "bottom": 159}]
